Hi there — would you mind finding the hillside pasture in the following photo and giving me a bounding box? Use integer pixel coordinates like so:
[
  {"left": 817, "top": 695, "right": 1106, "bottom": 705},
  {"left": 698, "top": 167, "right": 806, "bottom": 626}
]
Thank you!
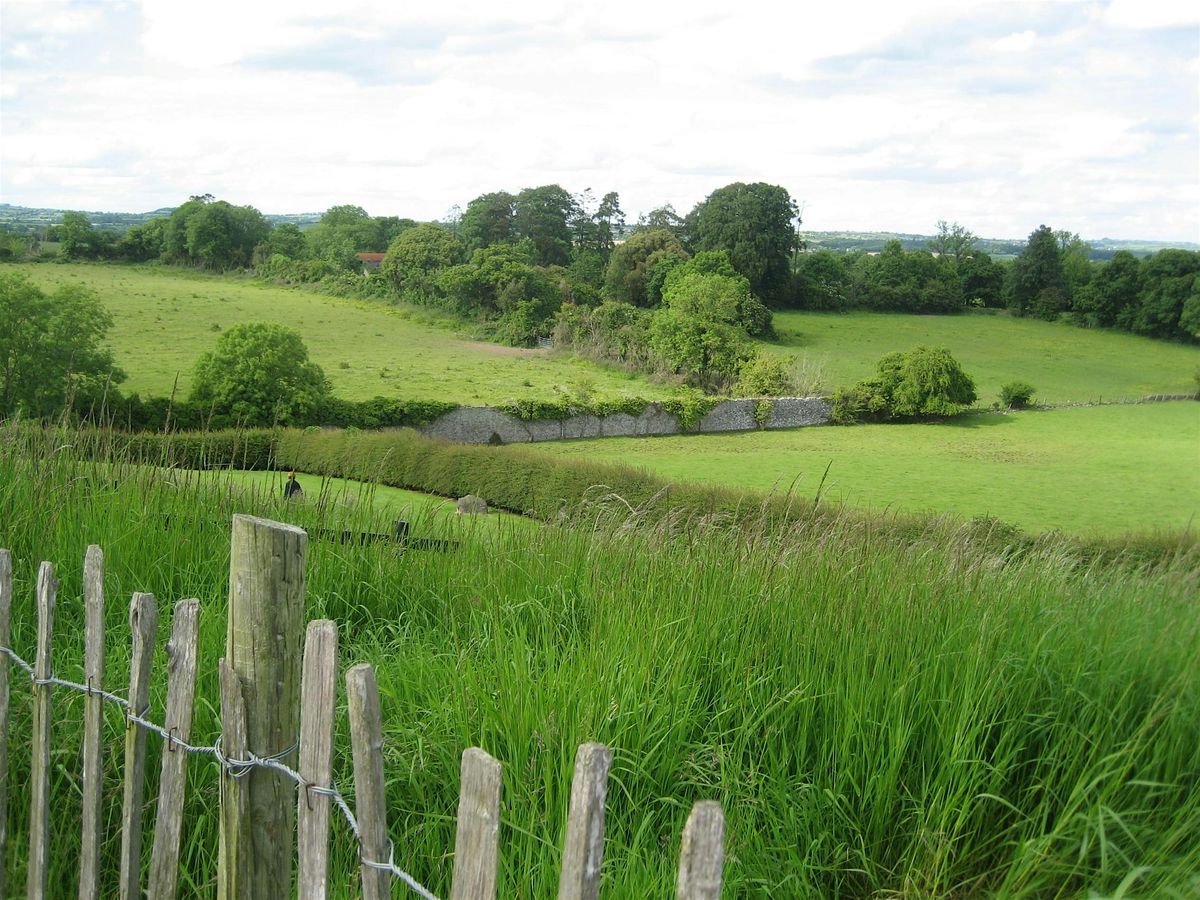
[
  {"left": 2, "top": 262, "right": 671, "bottom": 404},
  {"left": 532, "top": 403, "right": 1200, "bottom": 536},
  {"left": 0, "top": 427, "right": 1196, "bottom": 896},
  {"left": 770, "top": 309, "right": 1200, "bottom": 403}
]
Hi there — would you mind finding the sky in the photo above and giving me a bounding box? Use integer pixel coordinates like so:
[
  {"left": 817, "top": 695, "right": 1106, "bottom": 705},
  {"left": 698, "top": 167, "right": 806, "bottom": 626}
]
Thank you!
[{"left": 1, "top": 0, "right": 1197, "bottom": 241}]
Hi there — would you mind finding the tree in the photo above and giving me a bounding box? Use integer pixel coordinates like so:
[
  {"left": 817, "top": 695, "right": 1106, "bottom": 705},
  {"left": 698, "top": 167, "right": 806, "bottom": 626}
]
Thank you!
[
  {"left": 514, "top": 185, "right": 579, "bottom": 267},
  {"left": 189, "top": 323, "right": 330, "bottom": 425},
  {"left": 1132, "top": 249, "right": 1200, "bottom": 339},
  {"left": 1006, "top": 225, "right": 1067, "bottom": 319},
  {"left": 460, "top": 192, "right": 517, "bottom": 252},
  {"left": 958, "top": 251, "right": 1005, "bottom": 308},
  {"left": 689, "top": 182, "right": 799, "bottom": 306},
  {"left": 662, "top": 251, "right": 774, "bottom": 336},
  {"left": 603, "top": 228, "right": 687, "bottom": 306},
  {"left": 832, "top": 346, "right": 976, "bottom": 422},
  {"left": 794, "top": 250, "right": 852, "bottom": 310},
  {"left": 635, "top": 204, "right": 689, "bottom": 243},
  {"left": 59, "top": 211, "right": 101, "bottom": 260},
  {"left": 1072, "top": 250, "right": 1142, "bottom": 327},
  {"left": 928, "top": 220, "right": 977, "bottom": 265},
  {"left": 381, "top": 223, "right": 465, "bottom": 296},
  {"left": 0, "top": 273, "right": 126, "bottom": 419}
]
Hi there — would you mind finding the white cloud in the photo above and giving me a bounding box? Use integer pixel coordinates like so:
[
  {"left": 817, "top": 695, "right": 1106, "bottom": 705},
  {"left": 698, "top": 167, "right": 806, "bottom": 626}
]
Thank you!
[{"left": 0, "top": 0, "right": 1196, "bottom": 240}]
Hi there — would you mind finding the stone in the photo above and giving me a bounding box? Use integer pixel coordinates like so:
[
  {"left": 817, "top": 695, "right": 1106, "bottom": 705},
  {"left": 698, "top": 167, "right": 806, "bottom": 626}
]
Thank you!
[{"left": 456, "top": 495, "right": 489, "bottom": 515}]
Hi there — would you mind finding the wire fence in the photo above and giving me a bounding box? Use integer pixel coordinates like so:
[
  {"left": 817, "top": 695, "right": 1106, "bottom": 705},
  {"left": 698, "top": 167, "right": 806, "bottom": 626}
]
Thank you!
[{"left": 0, "top": 642, "right": 439, "bottom": 899}]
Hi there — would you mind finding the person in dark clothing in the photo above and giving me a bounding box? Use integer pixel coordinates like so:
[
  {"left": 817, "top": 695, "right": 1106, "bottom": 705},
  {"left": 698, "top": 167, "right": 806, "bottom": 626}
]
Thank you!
[{"left": 284, "top": 470, "right": 303, "bottom": 499}]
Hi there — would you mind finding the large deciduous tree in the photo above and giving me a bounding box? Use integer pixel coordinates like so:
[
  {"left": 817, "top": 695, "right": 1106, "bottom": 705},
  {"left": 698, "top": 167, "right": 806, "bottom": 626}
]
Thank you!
[
  {"left": 189, "top": 322, "right": 329, "bottom": 425},
  {"left": 689, "top": 182, "right": 799, "bottom": 307},
  {"left": 460, "top": 192, "right": 517, "bottom": 252},
  {"left": 381, "top": 223, "right": 465, "bottom": 296},
  {"left": 0, "top": 273, "right": 126, "bottom": 418},
  {"left": 514, "top": 185, "right": 579, "bottom": 267},
  {"left": 603, "top": 228, "right": 687, "bottom": 306},
  {"left": 1006, "top": 225, "right": 1068, "bottom": 320}
]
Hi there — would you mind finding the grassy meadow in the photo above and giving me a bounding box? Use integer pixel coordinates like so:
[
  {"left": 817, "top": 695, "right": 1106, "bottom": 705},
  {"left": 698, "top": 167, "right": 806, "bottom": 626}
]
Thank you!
[
  {"left": 7, "top": 263, "right": 1200, "bottom": 410},
  {"left": 771, "top": 309, "right": 1200, "bottom": 403},
  {"left": 2, "top": 262, "right": 669, "bottom": 404},
  {"left": 532, "top": 402, "right": 1200, "bottom": 535},
  {"left": 1, "top": 428, "right": 1197, "bottom": 897}
]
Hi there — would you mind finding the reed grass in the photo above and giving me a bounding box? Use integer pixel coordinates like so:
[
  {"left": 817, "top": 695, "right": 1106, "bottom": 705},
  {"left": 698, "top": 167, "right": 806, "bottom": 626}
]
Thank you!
[{"left": 0, "top": 425, "right": 1196, "bottom": 897}]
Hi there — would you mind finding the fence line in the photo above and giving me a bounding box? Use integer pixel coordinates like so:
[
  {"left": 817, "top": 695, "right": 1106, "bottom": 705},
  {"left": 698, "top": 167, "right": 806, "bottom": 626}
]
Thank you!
[
  {"left": 0, "top": 640, "right": 438, "bottom": 898},
  {"left": 0, "top": 526, "right": 727, "bottom": 899}
]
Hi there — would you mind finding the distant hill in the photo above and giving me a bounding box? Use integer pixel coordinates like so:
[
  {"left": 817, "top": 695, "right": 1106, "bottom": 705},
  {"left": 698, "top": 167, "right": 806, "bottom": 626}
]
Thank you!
[
  {"left": 799, "top": 230, "right": 1199, "bottom": 261},
  {"left": 0, "top": 203, "right": 322, "bottom": 233}
]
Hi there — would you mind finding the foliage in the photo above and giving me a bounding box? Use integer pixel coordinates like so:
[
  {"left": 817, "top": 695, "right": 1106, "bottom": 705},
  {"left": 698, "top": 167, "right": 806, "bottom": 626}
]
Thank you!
[
  {"left": 855, "top": 241, "right": 965, "bottom": 313},
  {"left": 161, "top": 196, "right": 271, "bottom": 270},
  {"left": 999, "top": 381, "right": 1036, "bottom": 408},
  {"left": 927, "top": 220, "right": 977, "bottom": 263},
  {"left": 689, "top": 182, "right": 799, "bottom": 306},
  {"left": 603, "top": 228, "right": 687, "bottom": 306},
  {"left": 0, "top": 272, "right": 126, "bottom": 419},
  {"left": 189, "top": 322, "right": 331, "bottom": 425},
  {"left": 794, "top": 250, "right": 853, "bottom": 310},
  {"left": 753, "top": 398, "right": 773, "bottom": 428},
  {"left": 649, "top": 288, "right": 755, "bottom": 392},
  {"left": 381, "top": 223, "right": 465, "bottom": 297},
  {"left": 736, "top": 353, "right": 795, "bottom": 397},
  {"left": 661, "top": 390, "right": 721, "bottom": 430},
  {"left": 1007, "top": 225, "right": 1068, "bottom": 319},
  {"left": 460, "top": 192, "right": 516, "bottom": 252},
  {"left": 513, "top": 184, "right": 578, "bottom": 267},
  {"left": 661, "top": 256, "right": 774, "bottom": 337},
  {"left": 832, "top": 346, "right": 977, "bottom": 422}
]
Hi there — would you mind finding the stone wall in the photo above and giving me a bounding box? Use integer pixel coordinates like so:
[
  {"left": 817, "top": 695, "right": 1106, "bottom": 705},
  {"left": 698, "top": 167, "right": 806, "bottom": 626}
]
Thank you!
[{"left": 419, "top": 397, "right": 832, "bottom": 444}]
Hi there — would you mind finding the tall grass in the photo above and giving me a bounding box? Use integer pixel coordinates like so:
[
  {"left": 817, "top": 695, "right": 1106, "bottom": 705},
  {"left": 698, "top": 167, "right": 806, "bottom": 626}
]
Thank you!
[{"left": 0, "top": 425, "right": 1197, "bottom": 896}]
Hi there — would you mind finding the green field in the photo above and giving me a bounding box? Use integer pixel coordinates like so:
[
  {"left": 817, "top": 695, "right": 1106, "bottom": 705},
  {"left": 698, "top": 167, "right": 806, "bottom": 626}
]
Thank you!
[
  {"left": 2, "top": 262, "right": 670, "bottom": 404},
  {"left": 1, "top": 428, "right": 1196, "bottom": 896},
  {"left": 8, "top": 263, "right": 1199, "bottom": 410},
  {"left": 532, "top": 403, "right": 1200, "bottom": 535},
  {"left": 771, "top": 309, "right": 1200, "bottom": 403}
]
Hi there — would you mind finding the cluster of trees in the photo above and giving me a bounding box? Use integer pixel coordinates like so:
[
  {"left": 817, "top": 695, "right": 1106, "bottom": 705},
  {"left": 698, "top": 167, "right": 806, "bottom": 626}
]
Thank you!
[
  {"left": 0, "top": 273, "right": 125, "bottom": 419},
  {"left": 1007, "top": 226, "right": 1199, "bottom": 340}
]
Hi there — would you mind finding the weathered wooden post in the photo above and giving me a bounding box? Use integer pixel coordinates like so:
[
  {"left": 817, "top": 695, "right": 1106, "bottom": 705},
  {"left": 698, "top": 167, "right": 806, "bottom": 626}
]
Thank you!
[
  {"left": 220, "top": 515, "right": 307, "bottom": 899},
  {"left": 79, "top": 546, "right": 107, "bottom": 900},
  {"left": 557, "top": 742, "right": 613, "bottom": 900},
  {"left": 0, "top": 548, "right": 11, "bottom": 900},
  {"left": 28, "top": 562, "right": 58, "bottom": 900},
  {"left": 450, "top": 747, "right": 503, "bottom": 900},
  {"left": 675, "top": 801, "right": 725, "bottom": 899}
]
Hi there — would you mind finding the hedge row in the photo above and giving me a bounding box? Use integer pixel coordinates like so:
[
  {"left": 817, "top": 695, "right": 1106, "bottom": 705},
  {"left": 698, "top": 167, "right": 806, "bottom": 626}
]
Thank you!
[
  {"left": 84, "top": 394, "right": 459, "bottom": 432},
  {"left": 51, "top": 424, "right": 1195, "bottom": 571}
]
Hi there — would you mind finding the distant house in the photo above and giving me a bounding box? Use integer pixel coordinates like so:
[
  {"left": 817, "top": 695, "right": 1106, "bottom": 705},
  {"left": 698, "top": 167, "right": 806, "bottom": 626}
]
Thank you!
[{"left": 356, "top": 252, "right": 386, "bottom": 272}]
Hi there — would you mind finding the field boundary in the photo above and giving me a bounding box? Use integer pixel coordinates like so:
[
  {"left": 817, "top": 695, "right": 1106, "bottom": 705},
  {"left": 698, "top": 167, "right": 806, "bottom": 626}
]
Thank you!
[{"left": 419, "top": 396, "right": 832, "bottom": 444}]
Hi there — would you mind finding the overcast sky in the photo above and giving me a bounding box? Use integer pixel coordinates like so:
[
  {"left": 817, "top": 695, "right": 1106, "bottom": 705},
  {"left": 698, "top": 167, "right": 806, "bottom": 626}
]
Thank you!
[{"left": 2, "top": 0, "right": 1197, "bottom": 241}]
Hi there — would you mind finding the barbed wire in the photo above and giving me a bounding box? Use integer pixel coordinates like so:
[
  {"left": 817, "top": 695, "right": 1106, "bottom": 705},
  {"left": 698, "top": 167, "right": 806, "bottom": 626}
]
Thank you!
[{"left": 0, "top": 644, "right": 439, "bottom": 900}]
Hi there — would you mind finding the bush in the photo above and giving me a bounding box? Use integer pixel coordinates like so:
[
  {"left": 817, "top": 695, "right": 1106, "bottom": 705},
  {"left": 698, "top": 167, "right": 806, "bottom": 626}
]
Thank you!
[
  {"left": 736, "top": 354, "right": 794, "bottom": 397},
  {"left": 1000, "top": 381, "right": 1036, "bottom": 409},
  {"left": 832, "top": 346, "right": 976, "bottom": 423}
]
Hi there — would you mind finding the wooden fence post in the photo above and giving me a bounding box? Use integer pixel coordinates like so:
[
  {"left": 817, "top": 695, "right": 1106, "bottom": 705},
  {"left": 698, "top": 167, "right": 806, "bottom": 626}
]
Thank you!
[
  {"left": 217, "top": 661, "right": 250, "bottom": 900},
  {"left": 297, "top": 620, "right": 338, "bottom": 900},
  {"left": 675, "top": 801, "right": 725, "bottom": 900},
  {"left": 450, "top": 747, "right": 502, "bottom": 900},
  {"left": 346, "top": 664, "right": 391, "bottom": 900},
  {"left": 79, "top": 545, "right": 106, "bottom": 900},
  {"left": 557, "top": 742, "right": 613, "bottom": 900},
  {"left": 148, "top": 599, "right": 201, "bottom": 900},
  {"left": 0, "top": 548, "right": 11, "bottom": 900},
  {"left": 26, "top": 562, "right": 57, "bottom": 900},
  {"left": 222, "top": 514, "right": 307, "bottom": 899},
  {"left": 119, "top": 592, "right": 159, "bottom": 900}
]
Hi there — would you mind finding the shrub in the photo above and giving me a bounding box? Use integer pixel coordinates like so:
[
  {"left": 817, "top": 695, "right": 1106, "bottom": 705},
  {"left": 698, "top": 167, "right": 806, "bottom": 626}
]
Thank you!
[
  {"left": 736, "top": 354, "right": 794, "bottom": 397},
  {"left": 1000, "top": 381, "right": 1036, "bottom": 409},
  {"left": 832, "top": 346, "right": 976, "bottom": 423}
]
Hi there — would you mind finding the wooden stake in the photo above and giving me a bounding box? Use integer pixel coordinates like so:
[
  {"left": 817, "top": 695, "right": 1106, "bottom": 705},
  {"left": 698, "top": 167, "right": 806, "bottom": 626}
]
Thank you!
[
  {"left": 346, "top": 664, "right": 391, "bottom": 900},
  {"left": 297, "top": 620, "right": 338, "bottom": 900},
  {"left": 0, "top": 549, "right": 12, "bottom": 900},
  {"left": 557, "top": 742, "right": 613, "bottom": 900},
  {"left": 147, "top": 599, "right": 201, "bottom": 900},
  {"left": 26, "top": 562, "right": 57, "bottom": 900},
  {"left": 79, "top": 545, "right": 106, "bottom": 900},
  {"left": 450, "top": 747, "right": 502, "bottom": 900},
  {"left": 118, "top": 592, "right": 159, "bottom": 900},
  {"left": 217, "top": 660, "right": 250, "bottom": 900},
  {"left": 223, "top": 514, "right": 307, "bottom": 899},
  {"left": 675, "top": 801, "right": 725, "bottom": 900}
]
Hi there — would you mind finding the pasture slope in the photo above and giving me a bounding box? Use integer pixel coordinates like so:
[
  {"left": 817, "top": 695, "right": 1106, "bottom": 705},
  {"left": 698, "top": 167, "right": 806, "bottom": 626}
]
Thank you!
[
  {"left": 0, "top": 428, "right": 1197, "bottom": 896},
  {"left": 2, "top": 262, "right": 670, "bottom": 404},
  {"left": 533, "top": 403, "right": 1200, "bottom": 535},
  {"left": 7, "top": 263, "right": 1200, "bottom": 406}
]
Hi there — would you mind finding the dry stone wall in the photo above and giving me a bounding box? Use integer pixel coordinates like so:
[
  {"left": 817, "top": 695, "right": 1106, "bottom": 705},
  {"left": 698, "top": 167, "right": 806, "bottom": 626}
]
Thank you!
[{"left": 419, "top": 397, "right": 832, "bottom": 445}]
